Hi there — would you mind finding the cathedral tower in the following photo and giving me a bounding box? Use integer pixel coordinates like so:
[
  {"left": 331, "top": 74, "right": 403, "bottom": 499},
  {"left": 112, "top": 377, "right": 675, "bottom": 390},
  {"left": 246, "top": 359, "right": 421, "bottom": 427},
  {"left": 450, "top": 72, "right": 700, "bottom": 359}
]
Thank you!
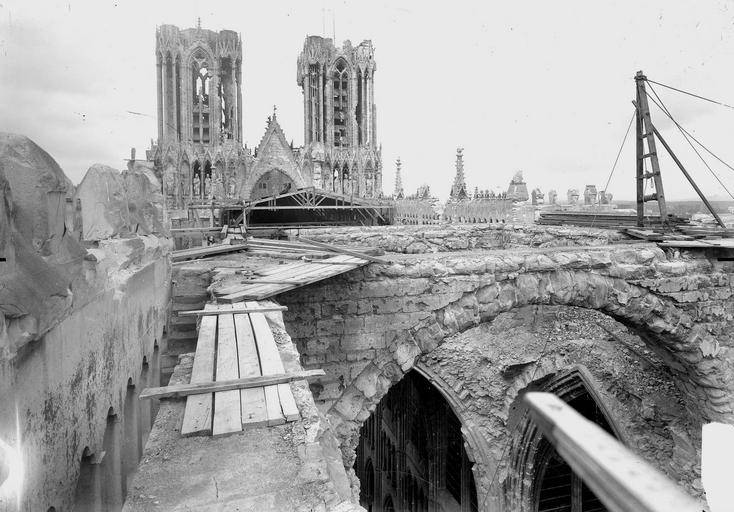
[
  {"left": 297, "top": 36, "right": 382, "bottom": 198},
  {"left": 156, "top": 23, "right": 242, "bottom": 145},
  {"left": 149, "top": 23, "right": 250, "bottom": 208}
]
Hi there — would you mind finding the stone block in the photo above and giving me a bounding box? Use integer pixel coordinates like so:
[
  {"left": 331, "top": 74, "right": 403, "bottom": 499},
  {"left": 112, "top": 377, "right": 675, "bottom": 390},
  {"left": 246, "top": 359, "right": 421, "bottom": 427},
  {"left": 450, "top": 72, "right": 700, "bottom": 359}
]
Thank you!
[
  {"left": 75, "top": 163, "right": 165, "bottom": 241},
  {"left": 341, "top": 333, "right": 386, "bottom": 351}
]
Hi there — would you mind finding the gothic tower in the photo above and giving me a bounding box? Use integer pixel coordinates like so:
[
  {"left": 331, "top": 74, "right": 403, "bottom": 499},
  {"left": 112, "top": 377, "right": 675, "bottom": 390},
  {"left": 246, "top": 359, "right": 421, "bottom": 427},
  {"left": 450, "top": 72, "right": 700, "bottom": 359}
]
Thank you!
[
  {"left": 149, "top": 23, "right": 250, "bottom": 209},
  {"left": 297, "top": 36, "right": 382, "bottom": 198}
]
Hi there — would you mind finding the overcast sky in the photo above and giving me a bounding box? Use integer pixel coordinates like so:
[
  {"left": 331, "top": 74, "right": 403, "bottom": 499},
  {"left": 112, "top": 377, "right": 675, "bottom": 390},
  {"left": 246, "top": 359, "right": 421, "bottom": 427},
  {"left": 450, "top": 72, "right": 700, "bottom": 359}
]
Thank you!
[{"left": 2, "top": 0, "right": 734, "bottom": 201}]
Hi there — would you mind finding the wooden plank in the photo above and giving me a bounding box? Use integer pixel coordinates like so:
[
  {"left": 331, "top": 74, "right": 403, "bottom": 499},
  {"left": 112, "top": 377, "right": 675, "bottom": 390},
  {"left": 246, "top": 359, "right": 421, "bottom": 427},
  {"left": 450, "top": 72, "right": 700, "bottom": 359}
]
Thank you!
[
  {"left": 239, "top": 279, "right": 307, "bottom": 285},
  {"left": 177, "top": 305, "right": 288, "bottom": 317},
  {"left": 181, "top": 305, "right": 218, "bottom": 436},
  {"left": 227, "top": 255, "right": 362, "bottom": 301},
  {"left": 247, "top": 302, "right": 290, "bottom": 425},
  {"left": 277, "top": 381, "right": 300, "bottom": 422},
  {"left": 217, "top": 255, "right": 366, "bottom": 303},
  {"left": 524, "top": 392, "right": 702, "bottom": 512},
  {"left": 171, "top": 243, "right": 247, "bottom": 262},
  {"left": 170, "top": 226, "right": 221, "bottom": 233},
  {"left": 297, "top": 236, "right": 388, "bottom": 263},
  {"left": 300, "top": 259, "right": 365, "bottom": 266},
  {"left": 217, "top": 261, "right": 320, "bottom": 302},
  {"left": 233, "top": 311, "right": 269, "bottom": 427},
  {"left": 139, "top": 370, "right": 326, "bottom": 399},
  {"left": 212, "top": 309, "right": 243, "bottom": 436}
]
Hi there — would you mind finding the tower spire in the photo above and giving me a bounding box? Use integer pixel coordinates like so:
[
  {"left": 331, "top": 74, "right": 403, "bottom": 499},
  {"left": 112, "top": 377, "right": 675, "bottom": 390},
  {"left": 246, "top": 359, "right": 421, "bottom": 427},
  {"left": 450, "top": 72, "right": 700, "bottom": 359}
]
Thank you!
[
  {"left": 450, "top": 147, "right": 468, "bottom": 200},
  {"left": 394, "top": 157, "right": 404, "bottom": 199}
]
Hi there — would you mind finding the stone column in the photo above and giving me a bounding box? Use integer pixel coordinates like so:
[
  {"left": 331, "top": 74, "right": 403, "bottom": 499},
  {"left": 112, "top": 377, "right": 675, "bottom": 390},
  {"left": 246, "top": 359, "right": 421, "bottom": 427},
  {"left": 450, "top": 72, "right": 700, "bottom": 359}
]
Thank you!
[
  {"left": 172, "top": 58, "right": 179, "bottom": 141},
  {"left": 231, "top": 59, "right": 238, "bottom": 142},
  {"left": 318, "top": 66, "right": 324, "bottom": 143},
  {"left": 161, "top": 55, "right": 168, "bottom": 140},
  {"left": 236, "top": 59, "right": 243, "bottom": 143},
  {"left": 366, "top": 70, "right": 372, "bottom": 145},
  {"left": 350, "top": 73, "right": 358, "bottom": 148},
  {"left": 156, "top": 53, "right": 163, "bottom": 142},
  {"left": 371, "top": 73, "right": 377, "bottom": 146},
  {"left": 325, "top": 70, "right": 334, "bottom": 148},
  {"left": 103, "top": 415, "right": 124, "bottom": 509},
  {"left": 303, "top": 71, "right": 310, "bottom": 145},
  {"left": 310, "top": 72, "right": 317, "bottom": 145},
  {"left": 210, "top": 73, "right": 220, "bottom": 144},
  {"left": 181, "top": 63, "right": 190, "bottom": 142}
]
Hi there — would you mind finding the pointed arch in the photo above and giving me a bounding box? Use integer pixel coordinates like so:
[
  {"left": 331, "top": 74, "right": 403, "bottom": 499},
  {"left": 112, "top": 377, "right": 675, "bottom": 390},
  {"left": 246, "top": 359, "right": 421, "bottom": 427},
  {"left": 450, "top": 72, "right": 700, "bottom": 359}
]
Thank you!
[{"left": 504, "top": 366, "right": 622, "bottom": 511}]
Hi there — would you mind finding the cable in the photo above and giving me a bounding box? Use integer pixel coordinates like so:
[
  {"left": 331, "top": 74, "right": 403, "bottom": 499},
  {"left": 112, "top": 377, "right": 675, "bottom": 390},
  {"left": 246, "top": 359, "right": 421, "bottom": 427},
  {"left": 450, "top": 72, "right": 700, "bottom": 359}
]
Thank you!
[
  {"left": 646, "top": 78, "right": 734, "bottom": 111},
  {"left": 643, "top": 83, "right": 734, "bottom": 176},
  {"left": 590, "top": 110, "right": 636, "bottom": 229},
  {"left": 645, "top": 85, "right": 734, "bottom": 201}
]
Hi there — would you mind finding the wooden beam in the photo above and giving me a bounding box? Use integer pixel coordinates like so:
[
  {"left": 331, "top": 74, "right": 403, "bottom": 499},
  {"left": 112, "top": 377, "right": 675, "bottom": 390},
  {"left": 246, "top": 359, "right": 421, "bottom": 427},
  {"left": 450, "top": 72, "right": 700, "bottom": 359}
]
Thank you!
[
  {"left": 248, "top": 302, "right": 299, "bottom": 423},
  {"left": 233, "top": 310, "right": 269, "bottom": 427},
  {"left": 524, "top": 392, "right": 702, "bottom": 512},
  {"left": 177, "top": 305, "right": 288, "bottom": 317},
  {"left": 297, "top": 236, "right": 389, "bottom": 264},
  {"left": 300, "top": 259, "right": 363, "bottom": 266},
  {"left": 139, "top": 369, "right": 326, "bottom": 400},
  {"left": 649, "top": 122, "right": 727, "bottom": 228},
  {"left": 171, "top": 243, "right": 248, "bottom": 262},
  {"left": 180, "top": 305, "right": 217, "bottom": 436},
  {"left": 170, "top": 227, "right": 221, "bottom": 233},
  {"left": 212, "top": 310, "right": 242, "bottom": 436},
  {"left": 239, "top": 279, "right": 306, "bottom": 285}
]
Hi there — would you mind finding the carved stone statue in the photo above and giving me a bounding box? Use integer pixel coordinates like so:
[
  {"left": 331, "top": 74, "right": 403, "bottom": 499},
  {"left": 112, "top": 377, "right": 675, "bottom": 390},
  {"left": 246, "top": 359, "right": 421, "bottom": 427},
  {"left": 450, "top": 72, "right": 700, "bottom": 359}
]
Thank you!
[
  {"left": 584, "top": 185, "right": 598, "bottom": 205},
  {"left": 205, "top": 176, "right": 212, "bottom": 199},
  {"left": 193, "top": 174, "right": 201, "bottom": 198},
  {"left": 567, "top": 188, "right": 580, "bottom": 205},
  {"left": 548, "top": 189, "right": 558, "bottom": 205}
]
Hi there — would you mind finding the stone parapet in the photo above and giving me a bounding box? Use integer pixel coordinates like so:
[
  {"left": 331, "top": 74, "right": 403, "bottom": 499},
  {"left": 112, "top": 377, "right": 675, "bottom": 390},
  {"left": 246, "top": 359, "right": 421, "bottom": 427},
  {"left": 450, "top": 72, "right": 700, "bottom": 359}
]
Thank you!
[{"left": 288, "top": 223, "right": 626, "bottom": 253}]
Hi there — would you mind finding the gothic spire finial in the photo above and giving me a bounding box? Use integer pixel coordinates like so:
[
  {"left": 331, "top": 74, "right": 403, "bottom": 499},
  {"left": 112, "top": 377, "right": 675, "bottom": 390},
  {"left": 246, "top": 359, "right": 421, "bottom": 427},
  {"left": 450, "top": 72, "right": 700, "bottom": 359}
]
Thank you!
[
  {"left": 394, "top": 157, "right": 404, "bottom": 199},
  {"left": 273, "top": 104, "right": 277, "bottom": 119},
  {"left": 196, "top": 17, "right": 202, "bottom": 30},
  {"left": 450, "top": 147, "right": 468, "bottom": 200}
]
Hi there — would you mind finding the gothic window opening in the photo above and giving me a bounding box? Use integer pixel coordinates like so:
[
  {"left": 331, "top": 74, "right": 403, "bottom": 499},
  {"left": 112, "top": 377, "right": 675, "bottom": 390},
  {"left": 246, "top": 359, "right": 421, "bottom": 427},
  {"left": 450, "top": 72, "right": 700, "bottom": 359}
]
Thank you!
[
  {"left": 505, "top": 371, "right": 620, "bottom": 512},
  {"left": 196, "top": 66, "right": 210, "bottom": 102},
  {"left": 219, "top": 57, "right": 232, "bottom": 140},
  {"left": 333, "top": 59, "right": 349, "bottom": 148},
  {"left": 360, "top": 459, "right": 375, "bottom": 511},
  {"left": 175, "top": 56, "right": 182, "bottom": 140},
  {"left": 191, "top": 58, "right": 211, "bottom": 143},
  {"left": 356, "top": 68, "right": 363, "bottom": 144},
  {"left": 309, "top": 63, "right": 321, "bottom": 142},
  {"left": 534, "top": 391, "right": 612, "bottom": 512},
  {"left": 355, "top": 370, "right": 477, "bottom": 512},
  {"left": 164, "top": 54, "right": 174, "bottom": 138}
]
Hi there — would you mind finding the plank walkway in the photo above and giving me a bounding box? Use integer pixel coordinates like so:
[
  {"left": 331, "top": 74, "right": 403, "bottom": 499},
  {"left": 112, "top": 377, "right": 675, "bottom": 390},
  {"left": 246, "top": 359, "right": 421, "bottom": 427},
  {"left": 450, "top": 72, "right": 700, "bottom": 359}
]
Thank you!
[
  {"left": 180, "top": 303, "right": 302, "bottom": 436},
  {"left": 215, "top": 254, "right": 369, "bottom": 302}
]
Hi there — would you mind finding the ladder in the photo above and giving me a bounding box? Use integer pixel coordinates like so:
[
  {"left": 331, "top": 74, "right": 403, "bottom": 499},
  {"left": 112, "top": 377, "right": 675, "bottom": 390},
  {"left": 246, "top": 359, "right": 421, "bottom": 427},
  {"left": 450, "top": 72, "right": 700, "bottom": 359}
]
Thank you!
[
  {"left": 634, "top": 71, "right": 668, "bottom": 226},
  {"left": 633, "top": 71, "right": 726, "bottom": 228}
]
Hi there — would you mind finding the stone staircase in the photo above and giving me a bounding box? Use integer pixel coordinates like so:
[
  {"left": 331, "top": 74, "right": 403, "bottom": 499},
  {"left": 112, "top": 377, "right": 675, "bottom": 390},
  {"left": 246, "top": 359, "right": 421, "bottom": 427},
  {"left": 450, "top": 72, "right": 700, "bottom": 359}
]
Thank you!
[{"left": 162, "top": 265, "right": 212, "bottom": 384}]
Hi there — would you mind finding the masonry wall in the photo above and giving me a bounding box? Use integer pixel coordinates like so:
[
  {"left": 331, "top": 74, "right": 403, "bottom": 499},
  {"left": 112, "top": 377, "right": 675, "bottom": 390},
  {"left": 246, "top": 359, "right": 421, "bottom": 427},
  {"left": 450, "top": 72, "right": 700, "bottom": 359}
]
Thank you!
[
  {"left": 0, "top": 237, "right": 170, "bottom": 512},
  {"left": 0, "top": 133, "right": 172, "bottom": 512},
  {"left": 278, "top": 239, "right": 734, "bottom": 509}
]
